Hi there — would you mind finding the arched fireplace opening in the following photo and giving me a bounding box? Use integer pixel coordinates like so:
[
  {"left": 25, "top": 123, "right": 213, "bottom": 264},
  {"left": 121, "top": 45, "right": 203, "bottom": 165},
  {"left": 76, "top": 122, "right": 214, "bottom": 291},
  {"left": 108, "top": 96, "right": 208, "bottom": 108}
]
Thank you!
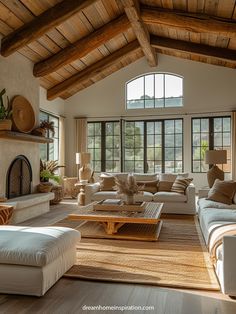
[{"left": 6, "top": 155, "right": 32, "bottom": 199}]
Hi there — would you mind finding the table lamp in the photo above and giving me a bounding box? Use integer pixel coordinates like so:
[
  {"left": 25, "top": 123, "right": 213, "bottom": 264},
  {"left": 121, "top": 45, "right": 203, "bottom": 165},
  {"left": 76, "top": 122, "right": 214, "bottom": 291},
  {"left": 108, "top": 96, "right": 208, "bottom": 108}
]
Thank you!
[
  {"left": 205, "top": 150, "right": 227, "bottom": 188},
  {"left": 77, "top": 152, "right": 92, "bottom": 182}
]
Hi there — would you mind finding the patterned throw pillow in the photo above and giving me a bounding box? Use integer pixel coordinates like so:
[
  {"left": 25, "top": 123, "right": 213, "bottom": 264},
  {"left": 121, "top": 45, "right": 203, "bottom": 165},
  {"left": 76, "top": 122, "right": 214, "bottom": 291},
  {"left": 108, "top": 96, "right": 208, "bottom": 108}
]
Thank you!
[
  {"left": 158, "top": 181, "right": 174, "bottom": 192},
  {"left": 99, "top": 176, "right": 116, "bottom": 191},
  {"left": 137, "top": 180, "right": 159, "bottom": 194},
  {"left": 171, "top": 178, "right": 193, "bottom": 194},
  {"left": 207, "top": 179, "right": 236, "bottom": 205}
]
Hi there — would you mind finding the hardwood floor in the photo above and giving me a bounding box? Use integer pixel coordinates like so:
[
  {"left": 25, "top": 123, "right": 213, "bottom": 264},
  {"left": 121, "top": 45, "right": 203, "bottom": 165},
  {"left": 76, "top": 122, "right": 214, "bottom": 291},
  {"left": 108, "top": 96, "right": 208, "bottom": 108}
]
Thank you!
[{"left": 0, "top": 200, "right": 236, "bottom": 314}]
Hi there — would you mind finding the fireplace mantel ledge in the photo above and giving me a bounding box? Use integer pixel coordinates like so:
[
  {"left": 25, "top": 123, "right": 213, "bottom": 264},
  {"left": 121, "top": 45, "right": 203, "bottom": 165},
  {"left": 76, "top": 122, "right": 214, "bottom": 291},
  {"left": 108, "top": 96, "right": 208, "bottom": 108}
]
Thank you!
[{"left": 0, "top": 131, "right": 53, "bottom": 143}]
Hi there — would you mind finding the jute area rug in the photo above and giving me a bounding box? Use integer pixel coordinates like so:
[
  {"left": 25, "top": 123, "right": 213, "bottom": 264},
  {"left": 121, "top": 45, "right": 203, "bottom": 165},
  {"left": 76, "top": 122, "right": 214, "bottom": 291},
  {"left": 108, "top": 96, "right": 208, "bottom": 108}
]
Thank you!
[{"left": 55, "top": 215, "right": 220, "bottom": 291}]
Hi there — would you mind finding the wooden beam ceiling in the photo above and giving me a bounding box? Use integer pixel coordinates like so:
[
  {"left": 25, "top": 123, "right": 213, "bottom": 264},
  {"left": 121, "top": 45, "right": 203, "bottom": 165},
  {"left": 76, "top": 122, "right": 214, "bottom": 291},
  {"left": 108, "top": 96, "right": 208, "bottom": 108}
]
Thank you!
[
  {"left": 33, "top": 15, "right": 130, "bottom": 77},
  {"left": 47, "top": 40, "right": 141, "bottom": 100},
  {"left": 141, "top": 6, "right": 236, "bottom": 37},
  {"left": 0, "top": 0, "right": 97, "bottom": 57},
  {"left": 121, "top": 0, "right": 157, "bottom": 67},
  {"left": 151, "top": 35, "right": 236, "bottom": 64}
]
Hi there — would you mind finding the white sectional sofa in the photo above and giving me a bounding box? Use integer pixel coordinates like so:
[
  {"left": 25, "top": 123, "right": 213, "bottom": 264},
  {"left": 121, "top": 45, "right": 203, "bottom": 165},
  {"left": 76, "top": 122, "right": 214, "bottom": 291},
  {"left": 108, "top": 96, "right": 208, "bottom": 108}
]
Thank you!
[
  {"left": 85, "top": 172, "right": 196, "bottom": 214},
  {"left": 198, "top": 196, "right": 236, "bottom": 296}
]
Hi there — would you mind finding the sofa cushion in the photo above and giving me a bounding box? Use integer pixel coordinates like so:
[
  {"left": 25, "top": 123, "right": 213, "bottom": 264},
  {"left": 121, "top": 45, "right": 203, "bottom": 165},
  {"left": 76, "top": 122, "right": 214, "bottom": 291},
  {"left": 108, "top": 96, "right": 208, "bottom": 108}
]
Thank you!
[
  {"left": 133, "top": 173, "right": 158, "bottom": 181},
  {"left": 198, "top": 198, "right": 236, "bottom": 211},
  {"left": 134, "top": 192, "right": 153, "bottom": 202},
  {"left": 153, "top": 192, "right": 187, "bottom": 203},
  {"left": 92, "top": 191, "right": 153, "bottom": 202},
  {"left": 207, "top": 179, "right": 236, "bottom": 205},
  {"left": 99, "top": 176, "right": 116, "bottom": 191},
  {"left": 0, "top": 226, "right": 80, "bottom": 267},
  {"left": 158, "top": 181, "right": 173, "bottom": 192},
  {"left": 137, "top": 180, "right": 158, "bottom": 194},
  {"left": 92, "top": 191, "right": 118, "bottom": 201},
  {"left": 171, "top": 178, "right": 193, "bottom": 194}
]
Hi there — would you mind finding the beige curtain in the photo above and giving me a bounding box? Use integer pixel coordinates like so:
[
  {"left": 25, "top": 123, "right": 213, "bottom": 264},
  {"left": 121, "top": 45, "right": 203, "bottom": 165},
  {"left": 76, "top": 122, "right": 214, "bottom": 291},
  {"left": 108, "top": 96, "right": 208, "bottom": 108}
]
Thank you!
[
  {"left": 59, "top": 116, "right": 65, "bottom": 177},
  {"left": 74, "top": 117, "right": 87, "bottom": 175},
  {"left": 232, "top": 111, "right": 236, "bottom": 180}
]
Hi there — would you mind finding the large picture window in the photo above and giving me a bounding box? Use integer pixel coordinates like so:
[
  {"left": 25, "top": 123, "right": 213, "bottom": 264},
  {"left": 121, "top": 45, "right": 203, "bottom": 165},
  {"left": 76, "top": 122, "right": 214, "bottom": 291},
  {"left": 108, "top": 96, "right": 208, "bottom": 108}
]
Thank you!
[
  {"left": 39, "top": 111, "right": 59, "bottom": 161},
  {"left": 192, "top": 116, "right": 231, "bottom": 173},
  {"left": 126, "top": 73, "right": 183, "bottom": 109},
  {"left": 88, "top": 119, "right": 183, "bottom": 173}
]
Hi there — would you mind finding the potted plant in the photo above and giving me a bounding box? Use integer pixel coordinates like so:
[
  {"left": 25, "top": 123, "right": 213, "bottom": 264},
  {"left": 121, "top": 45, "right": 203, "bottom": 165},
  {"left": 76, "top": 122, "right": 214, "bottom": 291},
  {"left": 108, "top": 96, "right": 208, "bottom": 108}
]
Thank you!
[
  {"left": 0, "top": 88, "right": 12, "bottom": 131},
  {"left": 32, "top": 120, "right": 55, "bottom": 137},
  {"left": 114, "top": 173, "right": 141, "bottom": 205},
  {"left": 38, "top": 160, "right": 64, "bottom": 193}
]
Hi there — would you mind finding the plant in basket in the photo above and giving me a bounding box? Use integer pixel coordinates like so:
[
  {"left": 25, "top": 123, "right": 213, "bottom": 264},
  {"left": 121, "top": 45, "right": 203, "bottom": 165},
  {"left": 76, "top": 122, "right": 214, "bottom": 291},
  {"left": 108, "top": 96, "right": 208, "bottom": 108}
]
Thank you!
[
  {"left": 32, "top": 120, "right": 55, "bottom": 137},
  {"left": 0, "top": 88, "right": 12, "bottom": 131},
  {"left": 114, "top": 173, "right": 143, "bottom": 205},
  {"left": 38, "top": 160, "right": 65, "bottom": 193}
]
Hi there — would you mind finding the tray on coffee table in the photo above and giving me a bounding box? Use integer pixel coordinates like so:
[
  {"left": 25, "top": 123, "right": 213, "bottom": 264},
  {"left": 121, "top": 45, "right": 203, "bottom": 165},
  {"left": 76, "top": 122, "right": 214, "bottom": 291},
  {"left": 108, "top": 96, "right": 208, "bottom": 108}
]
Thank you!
[{"left": 93, "top": 199, "right": 145, "bottom": 212}]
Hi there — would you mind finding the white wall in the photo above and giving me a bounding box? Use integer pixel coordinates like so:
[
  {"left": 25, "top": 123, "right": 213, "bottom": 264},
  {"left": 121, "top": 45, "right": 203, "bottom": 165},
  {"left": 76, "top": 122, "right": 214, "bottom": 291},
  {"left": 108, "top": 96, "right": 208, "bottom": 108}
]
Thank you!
[
  {"left": 0, "top": 53, "right": 40, "bottom": 122},
  {"left": 64, "top": 54, "right": 236, "bottom": 188},
  {"left": 0, "top": 53, "right": 41, "bottom": 196},
  {"left": 39, "top": 87, "right": 65, "bottom": 116}
]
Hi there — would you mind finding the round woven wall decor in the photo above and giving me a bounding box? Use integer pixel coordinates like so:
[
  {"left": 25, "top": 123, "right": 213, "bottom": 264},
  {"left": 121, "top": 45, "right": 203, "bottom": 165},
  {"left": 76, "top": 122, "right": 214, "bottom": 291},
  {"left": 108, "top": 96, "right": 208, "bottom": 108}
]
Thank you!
[{"left": 11, "top": 96, "right": 35, "bottom": 133}]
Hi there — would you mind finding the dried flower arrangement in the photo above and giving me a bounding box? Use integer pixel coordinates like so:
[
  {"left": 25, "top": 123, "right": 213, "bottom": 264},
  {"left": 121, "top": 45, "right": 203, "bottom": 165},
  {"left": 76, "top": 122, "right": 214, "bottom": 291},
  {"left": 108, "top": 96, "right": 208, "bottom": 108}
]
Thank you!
[{"left": 114, "top": 173, "right": 142, "bottom": 204}]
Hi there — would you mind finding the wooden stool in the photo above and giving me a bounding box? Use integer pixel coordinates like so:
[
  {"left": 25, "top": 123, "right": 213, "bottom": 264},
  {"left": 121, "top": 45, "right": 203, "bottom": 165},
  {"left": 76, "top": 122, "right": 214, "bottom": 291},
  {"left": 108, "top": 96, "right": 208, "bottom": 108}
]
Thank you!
[{"left": 50, "top": 185, "right": 63, "bottom": 205}]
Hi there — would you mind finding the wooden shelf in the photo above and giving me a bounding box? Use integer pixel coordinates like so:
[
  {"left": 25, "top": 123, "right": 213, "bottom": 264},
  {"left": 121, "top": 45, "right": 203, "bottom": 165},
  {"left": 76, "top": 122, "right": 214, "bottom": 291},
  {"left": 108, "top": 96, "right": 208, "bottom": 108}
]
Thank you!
[{"left": 0, "top": 130, "right": 53, "bottom": 143}]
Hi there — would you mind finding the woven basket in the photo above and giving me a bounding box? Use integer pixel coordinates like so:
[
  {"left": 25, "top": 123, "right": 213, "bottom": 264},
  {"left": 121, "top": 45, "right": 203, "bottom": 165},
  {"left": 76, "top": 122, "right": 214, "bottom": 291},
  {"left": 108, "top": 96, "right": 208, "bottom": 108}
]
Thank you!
[
  {"left": 37, "top": 182, "right": 53, "bottom": 193},
  {"left": 0, "top": 205, "right": 13, "bottom": 225},
  {"left": 0, "top": 119, "right": 12, "bottom": 131},
  {"left": 50, "top": 185, "right": 63, "bottom": 205},
  {"left": 11, "top": 95, "right": 35, "bottom": 133}
]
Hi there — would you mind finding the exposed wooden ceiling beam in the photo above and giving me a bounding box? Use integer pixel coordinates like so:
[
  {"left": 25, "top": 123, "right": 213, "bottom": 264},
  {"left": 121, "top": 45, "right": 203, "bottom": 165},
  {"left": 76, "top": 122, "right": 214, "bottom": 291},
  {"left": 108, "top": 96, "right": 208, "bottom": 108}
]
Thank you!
[
  {"left": 47, "top": 40, "right": 141, "bottom": 100},
  {"left": 1, "top": 0, "right": 97, "bottom": 57},
  {"left": 142, "top": 6, "right": 236, "bottom": 37},
  {"left": 121, "top": 0, "right": 157, "bottom": 67},
  {"left": 33, "top": 15, "right": 130, "bottom": 77},
  {"left": 151, "top": 35, "right": 236, "bottom": 63}
]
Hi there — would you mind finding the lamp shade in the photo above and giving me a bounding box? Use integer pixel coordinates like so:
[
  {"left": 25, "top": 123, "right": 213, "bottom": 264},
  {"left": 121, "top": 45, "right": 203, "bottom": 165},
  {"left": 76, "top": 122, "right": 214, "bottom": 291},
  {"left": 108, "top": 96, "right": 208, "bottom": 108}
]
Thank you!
[
  {"left": 205, "top": 150, "right": 227, "bottom": 164},
  {"left": 79, "top": 152, "right": 91, "bottom": 165},
  {"left": 75, "top": 153, "right": 80, "bottom": 165}
]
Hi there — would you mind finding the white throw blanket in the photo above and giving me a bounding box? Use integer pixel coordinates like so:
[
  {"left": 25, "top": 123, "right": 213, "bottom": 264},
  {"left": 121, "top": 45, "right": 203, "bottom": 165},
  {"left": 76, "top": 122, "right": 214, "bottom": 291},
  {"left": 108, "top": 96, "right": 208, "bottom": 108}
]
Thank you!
[{"left": 208, "top": 223, "right": 236, "bottom": 263}]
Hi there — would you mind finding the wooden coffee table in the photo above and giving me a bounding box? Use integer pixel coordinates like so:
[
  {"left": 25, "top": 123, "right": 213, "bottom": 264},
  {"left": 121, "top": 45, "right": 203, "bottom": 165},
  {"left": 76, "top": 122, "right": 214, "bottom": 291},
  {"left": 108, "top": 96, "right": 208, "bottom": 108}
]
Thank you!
[{"left": 68, "top": 202, "right": 163, "bottom": 241}]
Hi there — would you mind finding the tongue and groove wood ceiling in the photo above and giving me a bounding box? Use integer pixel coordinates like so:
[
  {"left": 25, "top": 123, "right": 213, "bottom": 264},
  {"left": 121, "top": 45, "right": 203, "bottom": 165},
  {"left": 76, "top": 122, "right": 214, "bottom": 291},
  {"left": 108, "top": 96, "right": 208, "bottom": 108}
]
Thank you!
[{"left": 0, "top": 0, "right": 235, "bottom": 100}]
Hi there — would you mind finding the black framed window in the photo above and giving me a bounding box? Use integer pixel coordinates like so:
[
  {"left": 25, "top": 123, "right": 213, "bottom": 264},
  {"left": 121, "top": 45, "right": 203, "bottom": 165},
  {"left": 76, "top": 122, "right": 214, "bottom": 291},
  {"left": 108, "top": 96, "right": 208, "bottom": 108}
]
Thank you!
[
  {"left": 88, "top": 119, "right": 183, "bottom": 173},
  {"left": 87, "top": 121, "right": 121, "bottom": 172},
  {"left": 126, "top": 73, "right": 183, "bottom": 109},
  {"left": 39, "top": 111, "right": 59, "bottom": 161},
  {"left": 192, "top": 116, "right": 231, "bottom": 173},
  {"left": 124, "top": 121, "right": 144, "bottom": 172}
]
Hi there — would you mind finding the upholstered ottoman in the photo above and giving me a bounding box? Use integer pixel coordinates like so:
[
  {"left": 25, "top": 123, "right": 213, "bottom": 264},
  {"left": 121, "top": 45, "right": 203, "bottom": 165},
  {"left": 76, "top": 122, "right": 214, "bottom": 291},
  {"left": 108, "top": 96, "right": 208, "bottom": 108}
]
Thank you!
[{"left": 0, "top": 226, "right": 80, "bottom": 296}]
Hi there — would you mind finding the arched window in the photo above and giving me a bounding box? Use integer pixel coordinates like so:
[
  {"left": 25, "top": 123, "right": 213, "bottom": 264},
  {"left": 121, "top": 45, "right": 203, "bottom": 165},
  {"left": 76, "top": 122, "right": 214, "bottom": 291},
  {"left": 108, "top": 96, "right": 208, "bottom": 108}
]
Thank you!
[{"left": 126, "top": 73, "right": 183, "bottom": 109}]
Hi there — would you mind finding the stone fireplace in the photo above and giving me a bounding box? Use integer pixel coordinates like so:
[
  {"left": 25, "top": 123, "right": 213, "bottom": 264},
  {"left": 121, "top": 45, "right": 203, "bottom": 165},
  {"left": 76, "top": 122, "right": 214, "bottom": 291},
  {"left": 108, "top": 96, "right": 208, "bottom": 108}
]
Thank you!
[
  {"left": 6, "top": 155, "right": 32, "bottom": 199},
  {"left": 0, "top": 139, "right": 40, "bottom": 198}
]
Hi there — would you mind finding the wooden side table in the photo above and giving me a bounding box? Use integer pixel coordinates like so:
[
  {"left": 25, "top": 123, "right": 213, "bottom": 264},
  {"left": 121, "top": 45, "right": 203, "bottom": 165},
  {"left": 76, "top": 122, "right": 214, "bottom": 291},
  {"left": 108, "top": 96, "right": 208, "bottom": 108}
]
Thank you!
[{"left": 75, "top": 182, "right": 87, "bottom": 206}]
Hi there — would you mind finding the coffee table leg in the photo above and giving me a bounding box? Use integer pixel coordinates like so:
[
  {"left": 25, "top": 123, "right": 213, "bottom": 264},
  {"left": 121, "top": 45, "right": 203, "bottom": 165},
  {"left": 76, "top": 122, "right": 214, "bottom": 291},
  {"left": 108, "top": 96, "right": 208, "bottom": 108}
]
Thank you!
[{"left": 101, "top": 222, "right": 125, "bottom": 235}]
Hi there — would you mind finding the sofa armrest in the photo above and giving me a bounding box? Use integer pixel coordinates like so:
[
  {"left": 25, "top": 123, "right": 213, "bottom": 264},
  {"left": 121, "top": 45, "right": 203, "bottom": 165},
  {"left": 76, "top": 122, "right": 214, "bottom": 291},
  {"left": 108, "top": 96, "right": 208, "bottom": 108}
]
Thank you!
[
  {"left": 84, "top": 183, "right": 100, "bottom": 205},
  {"left": 185, "top": 183, "right": 196, "bottom": 211},
  {"left": 222, "top": 235, "right": 236, "bottom": 296}
]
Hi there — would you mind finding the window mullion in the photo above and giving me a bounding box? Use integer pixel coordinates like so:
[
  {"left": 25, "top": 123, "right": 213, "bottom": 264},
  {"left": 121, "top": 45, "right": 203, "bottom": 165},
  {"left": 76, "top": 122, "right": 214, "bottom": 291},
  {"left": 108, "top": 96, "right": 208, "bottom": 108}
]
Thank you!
[
  {"left": 101, "top": 122, "right": 106, "bottom": 172},
  {"left": 162, "top": 121, "right": 165, "bottom": 173}
]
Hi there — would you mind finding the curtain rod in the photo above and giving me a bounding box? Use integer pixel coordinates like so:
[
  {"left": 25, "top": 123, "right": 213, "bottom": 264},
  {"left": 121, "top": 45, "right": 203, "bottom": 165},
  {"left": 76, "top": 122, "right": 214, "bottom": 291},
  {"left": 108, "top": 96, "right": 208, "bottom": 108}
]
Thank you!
[{"left": 75, "top": 109, "right": 233, "bottom": 120}]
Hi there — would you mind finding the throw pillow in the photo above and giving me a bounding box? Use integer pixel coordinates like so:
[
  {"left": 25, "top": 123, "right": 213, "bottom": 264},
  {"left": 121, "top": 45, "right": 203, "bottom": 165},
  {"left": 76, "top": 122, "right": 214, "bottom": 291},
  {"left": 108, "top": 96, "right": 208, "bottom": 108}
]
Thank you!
[
  {"left": 137, "top": 180, "right": 159, "bottom": 194},
  {"left": 159, "top": 173, "right": 177, "bottom": 182},
  {"left": 99, "top": 176, "right": 116, "bottom": 191},
  {"left": 171, "top": 178, "right": 193, "bottom": 194},
  {"left": 158, "top": 181, "right": 174, "bottom": 192},
  {"left": 207, "top": 179, "right": 236, "bottom": 205}
]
